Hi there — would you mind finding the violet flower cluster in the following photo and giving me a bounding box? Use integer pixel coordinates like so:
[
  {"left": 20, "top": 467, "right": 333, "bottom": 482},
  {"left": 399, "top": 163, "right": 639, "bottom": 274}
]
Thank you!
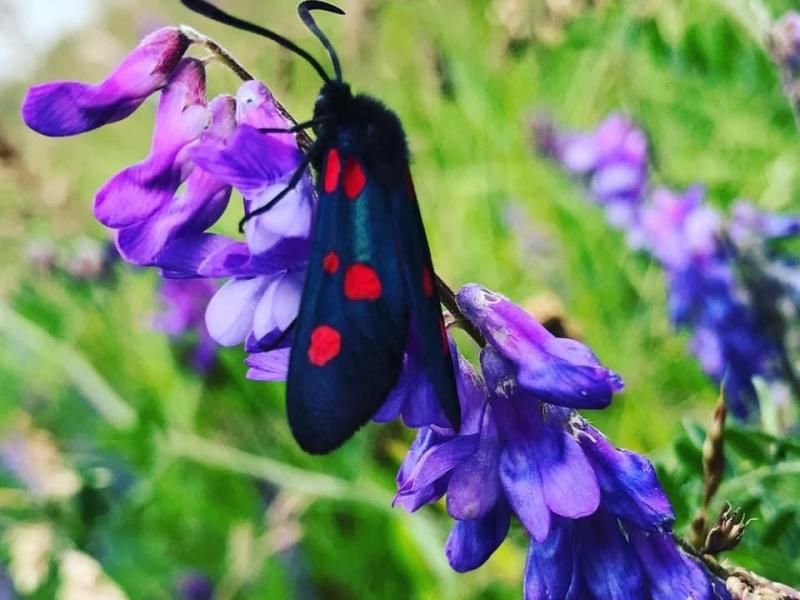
[
  {"left": 537, "top": 113, "right": 800, "bottom": 420},
  {"left": 22, "top": 26, "right": 728, "bottom": 598},
  {"left": 23, "top": 27, "right": 313, "bottom": 377}
]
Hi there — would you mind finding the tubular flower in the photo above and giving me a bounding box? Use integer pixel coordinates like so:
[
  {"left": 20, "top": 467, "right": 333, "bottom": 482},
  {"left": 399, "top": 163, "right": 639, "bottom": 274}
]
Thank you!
[
  {"left": 456, "top": 283, "right": 624, "bottom": 409},
  {"left": 21, "top": 27, "right": 191, "bottom": 137},
  {"left": 94, "top": 58, "right": 210, "bottom": 229}
]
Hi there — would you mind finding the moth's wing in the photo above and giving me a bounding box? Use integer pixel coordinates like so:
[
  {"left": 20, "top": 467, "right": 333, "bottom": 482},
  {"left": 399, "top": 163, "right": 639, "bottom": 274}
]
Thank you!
[
  {"left": 286, "top": 147, "right": 408, "bottom": 454},
  {"left": 392, "top": 168, "right": 461, "bottom": 431}
]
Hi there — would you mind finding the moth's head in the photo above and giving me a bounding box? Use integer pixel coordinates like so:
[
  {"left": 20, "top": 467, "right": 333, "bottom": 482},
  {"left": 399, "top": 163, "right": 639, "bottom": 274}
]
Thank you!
[{"left": 312, "top": 80, "right": 352, "bottom": 131}]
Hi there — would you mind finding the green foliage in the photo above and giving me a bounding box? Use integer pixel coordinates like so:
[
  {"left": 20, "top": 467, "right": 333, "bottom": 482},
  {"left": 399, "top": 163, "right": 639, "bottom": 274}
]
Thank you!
[
  {"left": 658, "top": 420, "right": 800, "bottom": 584},
  {"left": 1, "top": 0, "right": 800, "bottom": 596}
]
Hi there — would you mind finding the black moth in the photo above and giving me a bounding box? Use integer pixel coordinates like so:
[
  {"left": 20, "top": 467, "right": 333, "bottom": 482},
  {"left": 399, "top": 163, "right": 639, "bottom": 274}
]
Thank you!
[{"left": 182, "top": 0, "right": 461, "bottom": 453}]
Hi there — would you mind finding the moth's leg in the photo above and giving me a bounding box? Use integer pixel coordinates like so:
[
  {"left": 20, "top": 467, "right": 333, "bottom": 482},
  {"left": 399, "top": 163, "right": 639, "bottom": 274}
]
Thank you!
[{"left": 238, "top": 141, "right": 323, "bottom": 233}]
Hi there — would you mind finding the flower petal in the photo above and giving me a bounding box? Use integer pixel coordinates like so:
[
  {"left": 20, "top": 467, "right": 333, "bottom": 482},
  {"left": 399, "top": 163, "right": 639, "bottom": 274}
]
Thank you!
[
  {"left": 578, "top": 424, "right": 674, "bottom": 529},
  {"left": 524, "top": 517, "right": 576, "bottom": 600},
  {"left": 445, "top": 501, "right": 510, "bottom": 573},
  {"left": 190, "top": 124, "right": 303, "bottom": 196},
  {"left": 446, "top": 407, "right": 501, "bottom": 520},
  {"left": 243, "top": 178, "right": 315, "bottom": 256},
  {"left": 498, "top": 445, "right": 550, "bottom": 542},
  {"left": 235, "top": 80, "right": 293, "bottom": 129},
  {"left": 396, "top": 434, "right": 479, "bottom": 497},
  {"left": 578, "top": 512, "right": 646, "bottom": 600},
  {"left": 157, "top": 234, "right": 245, "bottom": 278},
  {"left": 245, "top": 348, "right": 290, "bottom": 381},
  {"left": 629, "top": 530, "right": 712, "bottom": 600},
  {"left": 94, "top": 59, "right": 208, "bottom": 228},
  {"left": 482, "top": 348, "right": 600, "bottom": 538},
  {"left": 458, "top": 284, "right": 623, "bottom": 408},
  {"left": 252, "top": 270, "right": 305, "bottom": 342},
  {"left": 205, "top": 276, "right": 269, "bottom": 346},
  {"left": 21, "top": 27, "right": 190, "bottom": 136}
]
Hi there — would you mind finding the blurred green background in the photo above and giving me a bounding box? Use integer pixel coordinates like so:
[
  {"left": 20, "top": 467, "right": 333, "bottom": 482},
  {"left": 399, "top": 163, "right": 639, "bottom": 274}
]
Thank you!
[{"left": 2, "top": 0, "right": 800, "bottom": 597}]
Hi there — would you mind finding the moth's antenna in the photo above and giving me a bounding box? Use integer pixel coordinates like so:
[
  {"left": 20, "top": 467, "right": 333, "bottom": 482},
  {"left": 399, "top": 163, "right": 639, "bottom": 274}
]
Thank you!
[
  {"left": 180, "top": 0, "right": 331, "bottom": 82},
  {"left": 298, "top": 1, "right": 345, "bottom": 82}
]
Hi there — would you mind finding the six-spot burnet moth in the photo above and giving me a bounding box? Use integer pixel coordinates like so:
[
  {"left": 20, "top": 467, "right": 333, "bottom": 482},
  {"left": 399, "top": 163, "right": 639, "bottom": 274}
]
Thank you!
[{"left": 181, "top": 0, "right": 461, "bottom": 453}]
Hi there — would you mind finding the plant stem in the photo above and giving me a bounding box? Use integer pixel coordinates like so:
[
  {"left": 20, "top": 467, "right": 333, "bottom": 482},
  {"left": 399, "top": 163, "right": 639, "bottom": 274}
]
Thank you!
[{"left": 436, "top": 275, "right": 486, "bottom": 347}]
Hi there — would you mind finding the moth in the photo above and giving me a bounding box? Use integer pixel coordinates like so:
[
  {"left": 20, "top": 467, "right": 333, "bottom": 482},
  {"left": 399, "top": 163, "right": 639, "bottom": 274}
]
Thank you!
[{"left": 182, "top": 0, "right": 461, "bottom": 453}]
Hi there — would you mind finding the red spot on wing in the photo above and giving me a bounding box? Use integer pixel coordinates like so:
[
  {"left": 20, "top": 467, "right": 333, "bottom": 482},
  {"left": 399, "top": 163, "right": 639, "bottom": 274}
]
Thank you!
[
  {"left": 323, "top": 148, "right": 341, "bottom": 194},
  {"left": 343, "top": 157, "right": 367, "bottom": 200},
  {"left": 344, "top": 264, "right": 382, "bottom": 301},
  {"left": 322, "top": 251, "right": 340, "bottom": 274},
  {"left": 308, "top": 325, "right": 341, "bottom": 366},
  {"left": 422, "top": 265, "right": 434, "bottom": 297}
]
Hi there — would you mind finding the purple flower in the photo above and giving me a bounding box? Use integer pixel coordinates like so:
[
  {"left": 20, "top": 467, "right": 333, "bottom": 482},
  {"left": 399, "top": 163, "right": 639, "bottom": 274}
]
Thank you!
[
  {"left": 153, "top": 278, "right": 219, "bottom": 374},
  {"left": 205, "top": 270, "right": 305, "bottom": 348},
  {"left": 190, "top": 81, "right": 315, "bottom": 257},
  {"left": 524, "top": 514, "right": 728, "bottom": 600},
  {"left": 182, "top": 81, "right": 314, "bottom": 358},
  {"left": 639, "top": 187, "right": 722, "bottom": 271},
  {"left": 535, "top": 113, "right": 649, "bottom": 234},
  {"left": 537, "top": 111, "right": 797, "bottom": 421},
  {"left": 729, "top": 200, "right": 800, "bottom": 247},
  {"left": 480, "top": 348, "right": 601, "bottom": 542},
  {"left": 392, "top": 285, "right": 725, "bottom": 597},
  {"left": 115, "top": 94, "right": 236, "bottom": 265},
  {"left": 94, "top": 58, "right": 209, "bottom": 229},
  {"left": 22, "top": 27, "right": 190, "bottom": 137},
  {"left": 638, "top": 188, "right": 780, "bottom": 418},
  {"left": 456, "top": 284, "right": 623, "bottom": 409}
]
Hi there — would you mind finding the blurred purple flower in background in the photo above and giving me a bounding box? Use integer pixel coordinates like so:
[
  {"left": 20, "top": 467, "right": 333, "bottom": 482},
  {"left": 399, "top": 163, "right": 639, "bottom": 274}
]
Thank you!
[
  {"left": 536, "top": 113, "right": 800, "bottom": 421},
  {"left": 535, "top": 113, "right": 649, "bottom": 243},
  {"left": 153, "top": 279, "right": 219, "bottom": 374}
]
